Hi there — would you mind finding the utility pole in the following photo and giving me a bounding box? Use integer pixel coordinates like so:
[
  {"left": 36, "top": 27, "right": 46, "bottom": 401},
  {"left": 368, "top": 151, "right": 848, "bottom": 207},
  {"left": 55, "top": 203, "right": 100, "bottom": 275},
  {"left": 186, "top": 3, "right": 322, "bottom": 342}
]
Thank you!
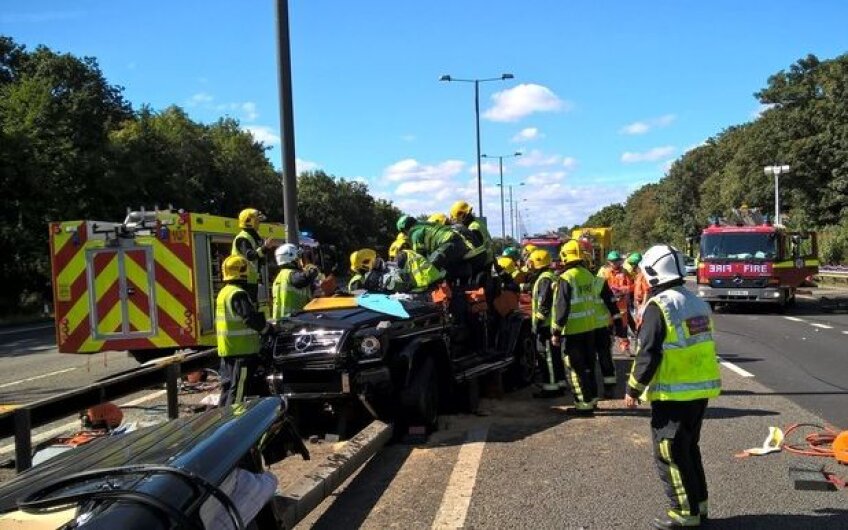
[
  {"left": 763, "top": 164, "right": 790, "bottom": 225},
  {"left": 276, "top": 0, "right": 299, "bottom": 244}
]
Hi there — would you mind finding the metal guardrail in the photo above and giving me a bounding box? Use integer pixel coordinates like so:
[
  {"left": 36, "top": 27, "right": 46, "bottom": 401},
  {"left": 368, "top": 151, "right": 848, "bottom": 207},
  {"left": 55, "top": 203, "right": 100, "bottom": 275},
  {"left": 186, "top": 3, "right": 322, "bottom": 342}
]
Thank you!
[
  {"left": 0, "top": 349, "right": 217, "bottom": 472},
  {"left": 816, "top": 267, "right": 848, "bottom": 285}
]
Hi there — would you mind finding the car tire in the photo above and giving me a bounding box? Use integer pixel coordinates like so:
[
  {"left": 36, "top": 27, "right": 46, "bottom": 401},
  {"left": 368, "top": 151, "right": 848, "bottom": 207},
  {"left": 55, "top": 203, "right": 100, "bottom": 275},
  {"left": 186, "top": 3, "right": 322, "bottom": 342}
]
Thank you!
[
  {"left": 403, "top": 357, "right": 439, "bottom": 432},
  {"left": 507, "top": 328, "right": 536, "bottom": 389}
]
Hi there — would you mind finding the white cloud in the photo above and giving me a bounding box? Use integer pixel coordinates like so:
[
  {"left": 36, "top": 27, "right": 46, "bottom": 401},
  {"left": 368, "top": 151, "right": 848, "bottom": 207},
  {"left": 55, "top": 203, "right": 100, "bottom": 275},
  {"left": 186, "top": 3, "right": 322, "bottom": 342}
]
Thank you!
[
  {"left": 512, "top": 127, "right": 544, "bottom": 142},
  {"left": 396, "top": 179, "right": 448, "bottom": 195},
  {"left": 243, "top": 125, "right": 280, "bottom": 146},
  {"left": 621, "top": 146, "right": 676, "bottom": 163},
  {"left": 619, "top": 114, "right": 676, "bottom": 135},
  {"left": 525, "top": 171, "right": 566, "bottom": 185},
  {"left": 296, "top": 158, "right": 320, "bottom": 174},
  {"left": 187, "top": 92, "right": 214, "bottom": 107},
  {"left": 751, "top": 103, "right": 776, "bottom": 119},
  {"left": 516, "top": 149, "right": 563, "bottom": 168},
  {"left": 383, "top": 158, "right": 465, "bottom": 182},
  {"left": 484, "top": 84, "right": 569, "bottom": 122},
  {"left": 561, "top": 157, "right": 578, "bottom": 171},
  {"left": 662, "top": 159, "right": 675, "bottom": 173},
  {"left": 470, "top": 161, "right": 501, "bottom": 176},
  {"left": 241, "top": 102, "right": 259, "bottom": 121}
]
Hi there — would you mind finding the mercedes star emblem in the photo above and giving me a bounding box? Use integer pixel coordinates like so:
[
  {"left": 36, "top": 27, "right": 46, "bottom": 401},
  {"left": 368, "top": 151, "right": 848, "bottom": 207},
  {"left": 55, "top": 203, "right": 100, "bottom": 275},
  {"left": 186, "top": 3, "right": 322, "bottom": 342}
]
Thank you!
[{"left": 294, "top": 334, "right": 313, "bottom": 352}]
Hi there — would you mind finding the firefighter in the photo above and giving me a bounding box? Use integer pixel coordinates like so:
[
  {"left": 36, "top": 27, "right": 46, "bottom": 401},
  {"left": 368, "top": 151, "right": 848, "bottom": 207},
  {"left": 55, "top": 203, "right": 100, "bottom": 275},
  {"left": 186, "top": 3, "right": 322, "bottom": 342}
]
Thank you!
[
  {"left": 428, "top": 213, "right": 449, "bottom": 225},
  {"left": 450, "top": 200, "right": 494, "bottom": 281},
  {"left": 551, "top": 240, "right": 599, "bottom": 415},
  {"left": 271, "top": 243, "right": 318, "bottom": 319},
  {"left": 624, "top": 244, "right": 721, "bottom": 529},
  {"left": 529, "top": 249, "right": 565, "bottom": 397},
  {"left": 592, "top": 270, "right": 627, "bottom": 398},
  {"left": 598, "top": 250, "right": 634, "bottom": 354},
  {"left": 348, "top": 249, "right": 378, "bottom": 291},
  {"left": 398, "top": 215, "right": 471, "bottom": 283},
  {"left": 389, "top": 232, "right": 409, "bottom": 261},
  {"left": 216, "top": 255, "right": 275, "bottom": 406},
  {"left": 232, "top": 208, "right": 274, "bottom": 303},
  {"left": 396, "top": 248, "right": 445, "bottom": 293}
]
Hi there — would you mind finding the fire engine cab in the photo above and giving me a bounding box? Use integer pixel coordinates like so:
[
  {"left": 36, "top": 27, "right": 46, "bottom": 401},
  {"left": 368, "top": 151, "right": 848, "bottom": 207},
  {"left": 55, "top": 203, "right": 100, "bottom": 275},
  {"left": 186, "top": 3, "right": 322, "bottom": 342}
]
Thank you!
[
  {"left": 694, "top": 207, "right": 819, "bottom": 310},
  {"left": 49, "top": 209, "right": 287, "bottom": 363}
]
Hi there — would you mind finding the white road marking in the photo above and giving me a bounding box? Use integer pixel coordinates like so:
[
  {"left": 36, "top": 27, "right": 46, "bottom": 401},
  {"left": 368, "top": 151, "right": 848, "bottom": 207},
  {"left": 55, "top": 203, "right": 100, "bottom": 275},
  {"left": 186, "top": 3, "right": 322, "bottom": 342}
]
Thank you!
[
  {"left": 842, "top": 331, "right": 848, "bottom": 336},
  {"left": 0, "top": 368, "right": 77, "bottom": 389},
  {"left": 0, "top": 389, "right": 167, "bottom": 456},
  {"left": 810, "top": 323, "right": 833, "bottom": 330},
  {"left": 431, "top": 426, "right": 489, "bottom": 529},
  {"left": 0, "top": 323, "right": 52, "bottom": 336},
  {"left": 783, "top": 316, "right": 805, "bottom": 322},
  {"left": 718, "top": 357, "right": 755, "bottom": 378}
]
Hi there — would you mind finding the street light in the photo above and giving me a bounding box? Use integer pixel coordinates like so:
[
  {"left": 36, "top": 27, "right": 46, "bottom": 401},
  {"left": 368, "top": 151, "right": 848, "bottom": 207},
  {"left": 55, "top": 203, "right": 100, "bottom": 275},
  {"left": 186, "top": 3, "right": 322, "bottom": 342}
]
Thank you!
[
  {"left": 440, "top": 73, "right": 514, "bottom": 218},
  {"left": 504, "top": 183, "right": 525, "bottom": 241},
  {"left": 764, "top": 164, "right": 791, "bottom": 225},
  {"left": 483, "top": 151, "right": 522, "bottom": 238}
]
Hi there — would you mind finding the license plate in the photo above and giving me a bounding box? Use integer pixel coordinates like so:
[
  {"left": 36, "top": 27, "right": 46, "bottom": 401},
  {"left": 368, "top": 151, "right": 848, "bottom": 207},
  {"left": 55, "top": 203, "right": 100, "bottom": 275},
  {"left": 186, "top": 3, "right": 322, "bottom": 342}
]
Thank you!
[{"left": 727, "top": 290, "right": 749, "bottom": 296}]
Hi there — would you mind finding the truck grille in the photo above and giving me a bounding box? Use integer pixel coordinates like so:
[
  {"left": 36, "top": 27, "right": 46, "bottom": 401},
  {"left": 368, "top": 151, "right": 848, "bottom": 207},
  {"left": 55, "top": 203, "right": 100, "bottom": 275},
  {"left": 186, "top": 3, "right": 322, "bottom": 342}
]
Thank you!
[
  {"left": 271, "top": 328, "right": 345, "bottom": 363},
  {"left": 709, "top": 277, "right": 768, "bottom": 288}
]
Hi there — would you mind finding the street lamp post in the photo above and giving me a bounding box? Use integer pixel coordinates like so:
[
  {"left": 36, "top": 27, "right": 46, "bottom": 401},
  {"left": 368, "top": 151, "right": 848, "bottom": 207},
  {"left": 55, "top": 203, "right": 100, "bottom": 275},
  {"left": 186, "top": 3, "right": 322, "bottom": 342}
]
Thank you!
[
  {"left": 764, "top": 164, "right": 791, "bottom": 225},
  {"left": 483, "top": 152, "right": 522, "bottom": 238},
  {"left": 439, "top": 73, "right": 514, "bottom": 218},
  {"left": 506, "top": 183, "right": 525, "bottom": 241}
]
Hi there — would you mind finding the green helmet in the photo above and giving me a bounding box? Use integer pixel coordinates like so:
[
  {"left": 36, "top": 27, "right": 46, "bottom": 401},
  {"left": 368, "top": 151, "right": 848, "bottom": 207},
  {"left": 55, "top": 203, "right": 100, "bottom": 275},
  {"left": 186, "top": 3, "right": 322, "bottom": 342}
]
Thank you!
[
  {"left": 607, "top": 250, "right": 622, "bottom": 261},
  {"left": 502, "top": 246, "right": 520, "bottom": 260},
  {"left": 626, "top": 252, "right": 642, "bottom": 265},
  {"left": 396, "top": 215, "right": 415, "bottom": 233}
]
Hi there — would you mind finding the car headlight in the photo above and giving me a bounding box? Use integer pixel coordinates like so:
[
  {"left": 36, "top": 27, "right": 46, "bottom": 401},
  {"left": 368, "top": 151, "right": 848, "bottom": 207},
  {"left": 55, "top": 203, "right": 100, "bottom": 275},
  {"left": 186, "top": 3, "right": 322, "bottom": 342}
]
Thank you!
[{"left": 359, "top": 336, "right": 382, "bottom": 358}]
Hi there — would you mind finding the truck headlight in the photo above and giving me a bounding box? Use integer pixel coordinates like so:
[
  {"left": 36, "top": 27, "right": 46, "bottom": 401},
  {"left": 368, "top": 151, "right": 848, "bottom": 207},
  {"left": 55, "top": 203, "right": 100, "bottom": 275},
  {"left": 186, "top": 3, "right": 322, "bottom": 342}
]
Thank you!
[
  {"left": 359, "top": 336, "right": 382, "bottom": 358},
  {"left": 772, "top": 292, "right": 782, "bottom": 298}
]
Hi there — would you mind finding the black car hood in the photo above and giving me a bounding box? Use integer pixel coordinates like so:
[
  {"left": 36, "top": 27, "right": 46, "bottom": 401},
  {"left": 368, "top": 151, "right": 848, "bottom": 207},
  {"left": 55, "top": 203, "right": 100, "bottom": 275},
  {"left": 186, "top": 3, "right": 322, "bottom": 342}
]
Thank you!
[{"left": 282, "top": 298, "right": 441, "bottom": 330}]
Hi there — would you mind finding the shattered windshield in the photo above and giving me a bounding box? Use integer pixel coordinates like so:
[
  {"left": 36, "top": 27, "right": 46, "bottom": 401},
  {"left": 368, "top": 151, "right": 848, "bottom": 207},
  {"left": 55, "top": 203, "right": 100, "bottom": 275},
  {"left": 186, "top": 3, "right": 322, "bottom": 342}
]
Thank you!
[{"left": 701, "top": 233, "right": 776, "bottom": 260}]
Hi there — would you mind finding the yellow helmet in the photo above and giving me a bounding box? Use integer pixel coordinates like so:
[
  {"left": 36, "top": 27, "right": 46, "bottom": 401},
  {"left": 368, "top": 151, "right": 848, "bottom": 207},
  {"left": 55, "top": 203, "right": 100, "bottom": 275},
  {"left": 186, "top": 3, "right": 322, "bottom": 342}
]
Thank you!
[
  {"left": 238, "top": 208, "right": 264, "bottom": 229},
  {"left": 497, "top": 256, "right": 517, "bottom": 275},
  {"left": 449, "top": 200, "right": 473, "bottom": 222},
  {"left": 350, "top": 248, "right": 377, "bottom": 273},
  {"left": 528, "top": 249, "right": 552, "bottom": 270},
  {"left": 222, "top": 255, "right": 249, "bottom": 281},
  {"left": 388, "top": 233, "right": 409, "bottom": 260},
  {"left": 428, "top": 213, "right": 448, "bottom": 225},
  {"left": 560, "top": 239, "right": 582, "bottom": 264}
]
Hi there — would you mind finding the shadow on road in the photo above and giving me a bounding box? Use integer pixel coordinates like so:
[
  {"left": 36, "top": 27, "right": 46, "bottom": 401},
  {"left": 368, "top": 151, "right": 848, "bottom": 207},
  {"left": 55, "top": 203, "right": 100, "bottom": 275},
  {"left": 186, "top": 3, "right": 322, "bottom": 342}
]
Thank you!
[
  {"left": 723, "top": 389, "right": 848, "bottom": 397},
  {"left": 705, "top": 406, "right": 778, "bottom": 419},
  {"left": 709, "top": 509, "right": 848, "bottom": 529}
]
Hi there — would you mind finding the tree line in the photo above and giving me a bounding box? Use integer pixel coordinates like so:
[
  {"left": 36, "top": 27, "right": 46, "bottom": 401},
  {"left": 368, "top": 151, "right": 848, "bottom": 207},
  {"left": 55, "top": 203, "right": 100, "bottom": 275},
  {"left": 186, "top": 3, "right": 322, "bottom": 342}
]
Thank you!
[
  {"left": 577, "top": 53, "right": 848, "bottom": 264},
  {"left": 0, "top": 36, "right": 401, "bottom": 314}
]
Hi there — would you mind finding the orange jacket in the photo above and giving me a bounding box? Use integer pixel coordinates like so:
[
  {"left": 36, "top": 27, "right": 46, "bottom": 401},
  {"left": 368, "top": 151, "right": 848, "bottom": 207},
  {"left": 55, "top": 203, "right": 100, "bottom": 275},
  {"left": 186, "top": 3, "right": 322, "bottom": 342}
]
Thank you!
[
  {"left": 633, "top": 271, "right": 650, "bottom": 308},
  {"left": 607, "top": 268, "right": 633, "bottom": 296}
]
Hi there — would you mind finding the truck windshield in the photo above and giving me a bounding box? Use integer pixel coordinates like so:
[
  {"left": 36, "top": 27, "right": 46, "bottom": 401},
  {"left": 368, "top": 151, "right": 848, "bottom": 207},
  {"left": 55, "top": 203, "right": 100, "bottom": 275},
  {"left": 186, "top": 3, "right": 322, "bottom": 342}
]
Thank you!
[{"left": 701, "top": 233, "right": 776, "bottom": 260}]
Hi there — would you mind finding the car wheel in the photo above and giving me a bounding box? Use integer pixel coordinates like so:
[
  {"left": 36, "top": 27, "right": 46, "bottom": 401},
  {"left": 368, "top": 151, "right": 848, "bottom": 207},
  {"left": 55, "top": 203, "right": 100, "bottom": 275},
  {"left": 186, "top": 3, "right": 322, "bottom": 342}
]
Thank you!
[
  {"left": 403, "top": 357, "right": 439, "bottom": 432},
  {"left": 507, "top": 329, "right": 536, "bottom": 389}
]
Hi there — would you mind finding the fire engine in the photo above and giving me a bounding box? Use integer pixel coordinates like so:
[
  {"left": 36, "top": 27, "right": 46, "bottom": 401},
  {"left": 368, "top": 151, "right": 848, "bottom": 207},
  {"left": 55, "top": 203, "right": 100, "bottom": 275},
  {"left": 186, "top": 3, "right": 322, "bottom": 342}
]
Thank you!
[
  {"left": 694, "top": 207, "right": 819, "bottom": 310},
  {"left": 49, "top": 209, "right": 288, "bottom": 363},
  {"left": 570, "top": 227, "right": 612, "bottom": 272},
  {"left": 521, "top": 235, "right": 566, "bottom": 267}
]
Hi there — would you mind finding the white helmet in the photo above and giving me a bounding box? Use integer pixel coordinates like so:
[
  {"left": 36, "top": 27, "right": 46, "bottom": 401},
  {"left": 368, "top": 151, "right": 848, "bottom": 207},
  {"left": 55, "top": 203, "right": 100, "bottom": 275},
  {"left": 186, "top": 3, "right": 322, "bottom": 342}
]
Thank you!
[
  {"left": 641, "top": 244, "right": 686, "bottom": 288},
  {"left": 275, "top": 243, "right": 299, "bottom": 265}
]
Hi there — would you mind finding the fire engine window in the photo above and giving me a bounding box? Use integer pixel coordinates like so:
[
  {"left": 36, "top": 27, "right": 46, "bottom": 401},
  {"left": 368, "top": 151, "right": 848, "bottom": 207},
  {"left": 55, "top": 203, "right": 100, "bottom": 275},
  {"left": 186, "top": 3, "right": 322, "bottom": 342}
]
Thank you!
[{"left": 701, "top": 233, "right": 777, "bottom": 260}]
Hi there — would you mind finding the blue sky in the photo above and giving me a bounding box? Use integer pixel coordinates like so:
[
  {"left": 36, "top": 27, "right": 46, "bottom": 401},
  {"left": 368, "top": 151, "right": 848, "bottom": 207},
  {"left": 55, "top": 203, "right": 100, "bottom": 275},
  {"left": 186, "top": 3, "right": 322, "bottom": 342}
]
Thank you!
[{"left": 4, "top": 0, "right": 847, "bottom": 236}]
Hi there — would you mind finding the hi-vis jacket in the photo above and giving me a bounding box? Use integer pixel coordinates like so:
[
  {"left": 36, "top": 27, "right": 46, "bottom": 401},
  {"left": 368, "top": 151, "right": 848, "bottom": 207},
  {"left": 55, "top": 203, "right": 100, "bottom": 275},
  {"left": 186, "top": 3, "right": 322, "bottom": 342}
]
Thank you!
[{"left": 626, "top": 286, "right": 721, "bottom": 401}]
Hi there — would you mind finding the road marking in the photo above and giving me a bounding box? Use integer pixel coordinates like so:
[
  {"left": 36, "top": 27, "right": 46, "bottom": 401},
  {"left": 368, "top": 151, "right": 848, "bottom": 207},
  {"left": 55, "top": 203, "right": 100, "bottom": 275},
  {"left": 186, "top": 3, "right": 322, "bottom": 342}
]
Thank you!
[
  {"left": 842, "top": 331, "right": 848, "bottom": 336},
  {"left": 0, "top": 368, "right": 77, "bottom": 389},
  {"left": 431, "top": 426, "right": 489, "bottom": 529},
  {"left": 0, "top": 389, "right": 167, "bottom": 456},
  {"left": 0, "top": 323, "right": 53, "bottom": 336},
  {"left": 718, "top": 357, "right": 755, "bottom": 378},
  {"left": 783, "top": 316, "right": 805, "bottom": 322},
  {"left": 810, "top": 323, "right": 833, "bottom": 330}
]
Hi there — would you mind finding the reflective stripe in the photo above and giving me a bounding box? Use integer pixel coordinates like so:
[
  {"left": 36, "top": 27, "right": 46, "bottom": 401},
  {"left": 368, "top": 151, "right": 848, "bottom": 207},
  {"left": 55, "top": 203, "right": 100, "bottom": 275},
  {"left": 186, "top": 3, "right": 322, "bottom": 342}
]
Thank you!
[
  {"left": 663, "top": 331, "right": 715, "bottom": 350},
  {"left": 217, "top": 329, "right": 259, "bottom": 337},
  {"left": 628, "top": 374, "right": 646, "bottom": 392},
  {"left": 651, "top": 379, "right": 721, "bottom": 394},
  {"left": 661, "top": 439, "right": 692, "bottom": 517}
]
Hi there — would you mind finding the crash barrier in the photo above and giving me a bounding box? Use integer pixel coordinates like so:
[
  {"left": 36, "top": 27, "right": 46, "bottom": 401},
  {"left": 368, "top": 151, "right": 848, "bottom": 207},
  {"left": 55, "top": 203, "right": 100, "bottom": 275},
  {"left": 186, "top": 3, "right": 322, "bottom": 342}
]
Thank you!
[
  {"left": 0, "top": 349, "right": 217, "bottom": 472},
  {"left": 275, "top": 420, "right": 393, "bottom": 529},
  {"left": 816, "top": 267, "right": 848, "bottom": 285}
]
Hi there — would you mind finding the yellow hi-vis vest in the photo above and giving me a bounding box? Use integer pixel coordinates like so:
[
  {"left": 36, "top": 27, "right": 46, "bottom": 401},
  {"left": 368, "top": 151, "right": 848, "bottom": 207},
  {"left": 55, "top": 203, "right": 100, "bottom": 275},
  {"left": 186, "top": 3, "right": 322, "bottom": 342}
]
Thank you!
[
  {"left": 231, "top": 230, "right": 262, "bottom": 284},
  {"left": 555, "top": 266, "right": 596, "bottom": 335},
  {"left": 402, "top": 250, "right": 445, "bottom": 292},
  {"left": 531, "top": 270, "right": 558, "bottom": 330},
  {"left": 272, "top": 268, "right": 312, "bottom": 319},
  {"left": 466, "top": 219, "right": 494, "bottom": 264},
  {"left": 645, "top": 287, "right": 721, "bottom": 401},
  {"left": 592, "top": 275, "right": 612, "bottom": 330},
  {"left": 216, "top": 284, "right": 261, "bottom": 357}
]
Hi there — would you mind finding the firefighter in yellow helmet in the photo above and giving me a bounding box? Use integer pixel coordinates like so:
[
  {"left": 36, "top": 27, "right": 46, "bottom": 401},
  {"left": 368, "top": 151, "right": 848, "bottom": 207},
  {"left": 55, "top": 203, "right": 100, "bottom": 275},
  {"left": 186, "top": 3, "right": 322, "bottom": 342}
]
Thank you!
[
  {"left": 348, "top": 248, "right": 388, "bottom": 292},
  {"left": 551, "top": 239, "right": 601, "bottom": 415},
  {"left": 529, "top": 249, "right": 565, "bottom": 397},
  {"left": 232, "top": 208, "right": 274, "bottom": 303},
  {"left": 450, "top": 200, "right": 494, "bottom": 280},
  {"left": 624, "top": 245, "right": 721, "bottom": 529},
  {"left": 216, "top": 255, "right": 275, "bottom": 406},
  {"left": 389, "top": 232, "right": 409, "bottom": 261},
  {"left": 427, "top": 213, "right": 449, "bottom": 225}
]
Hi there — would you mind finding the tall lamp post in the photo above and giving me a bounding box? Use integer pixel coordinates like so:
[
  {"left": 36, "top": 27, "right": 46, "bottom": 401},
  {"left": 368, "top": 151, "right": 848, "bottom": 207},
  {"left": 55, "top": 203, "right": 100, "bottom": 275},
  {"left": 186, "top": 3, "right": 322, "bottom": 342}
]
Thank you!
[
  {"left": 504, "top": 183, "right": 525, "bottom": 241},
  {"left": 483, "top": 152, "right": 522, "bottom": 238},
  {"left": 439, "top": 73, "right": 514, "bottom": 218},
  {"left": 275, "top": 0, "right": 299, "bottom": 245},
  {"left": 764, "top": 164, "right": 791, "bottom": 225}
]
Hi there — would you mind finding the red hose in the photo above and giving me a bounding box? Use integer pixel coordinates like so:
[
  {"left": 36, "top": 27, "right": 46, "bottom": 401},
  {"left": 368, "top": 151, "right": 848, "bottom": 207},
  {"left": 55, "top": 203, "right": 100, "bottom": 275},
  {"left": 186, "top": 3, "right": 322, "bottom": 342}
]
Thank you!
[{"left": 782, "top": 423, "right": 839, "bottom": 457}]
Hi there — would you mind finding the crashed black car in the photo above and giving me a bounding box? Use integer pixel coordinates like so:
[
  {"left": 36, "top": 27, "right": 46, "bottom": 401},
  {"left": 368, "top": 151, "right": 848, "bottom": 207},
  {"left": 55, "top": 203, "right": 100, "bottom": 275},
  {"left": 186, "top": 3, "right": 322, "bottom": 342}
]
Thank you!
[{"left": 266, "top": 295, "right": 534, "bottom": 430}]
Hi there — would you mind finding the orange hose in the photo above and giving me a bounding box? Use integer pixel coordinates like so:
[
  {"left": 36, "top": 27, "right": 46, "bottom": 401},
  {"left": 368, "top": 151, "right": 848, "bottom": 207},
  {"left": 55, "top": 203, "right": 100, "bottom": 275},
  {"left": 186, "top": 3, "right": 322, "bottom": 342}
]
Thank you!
[{"left": 782, "top": 423, "right": 839, "bottom": 457}]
